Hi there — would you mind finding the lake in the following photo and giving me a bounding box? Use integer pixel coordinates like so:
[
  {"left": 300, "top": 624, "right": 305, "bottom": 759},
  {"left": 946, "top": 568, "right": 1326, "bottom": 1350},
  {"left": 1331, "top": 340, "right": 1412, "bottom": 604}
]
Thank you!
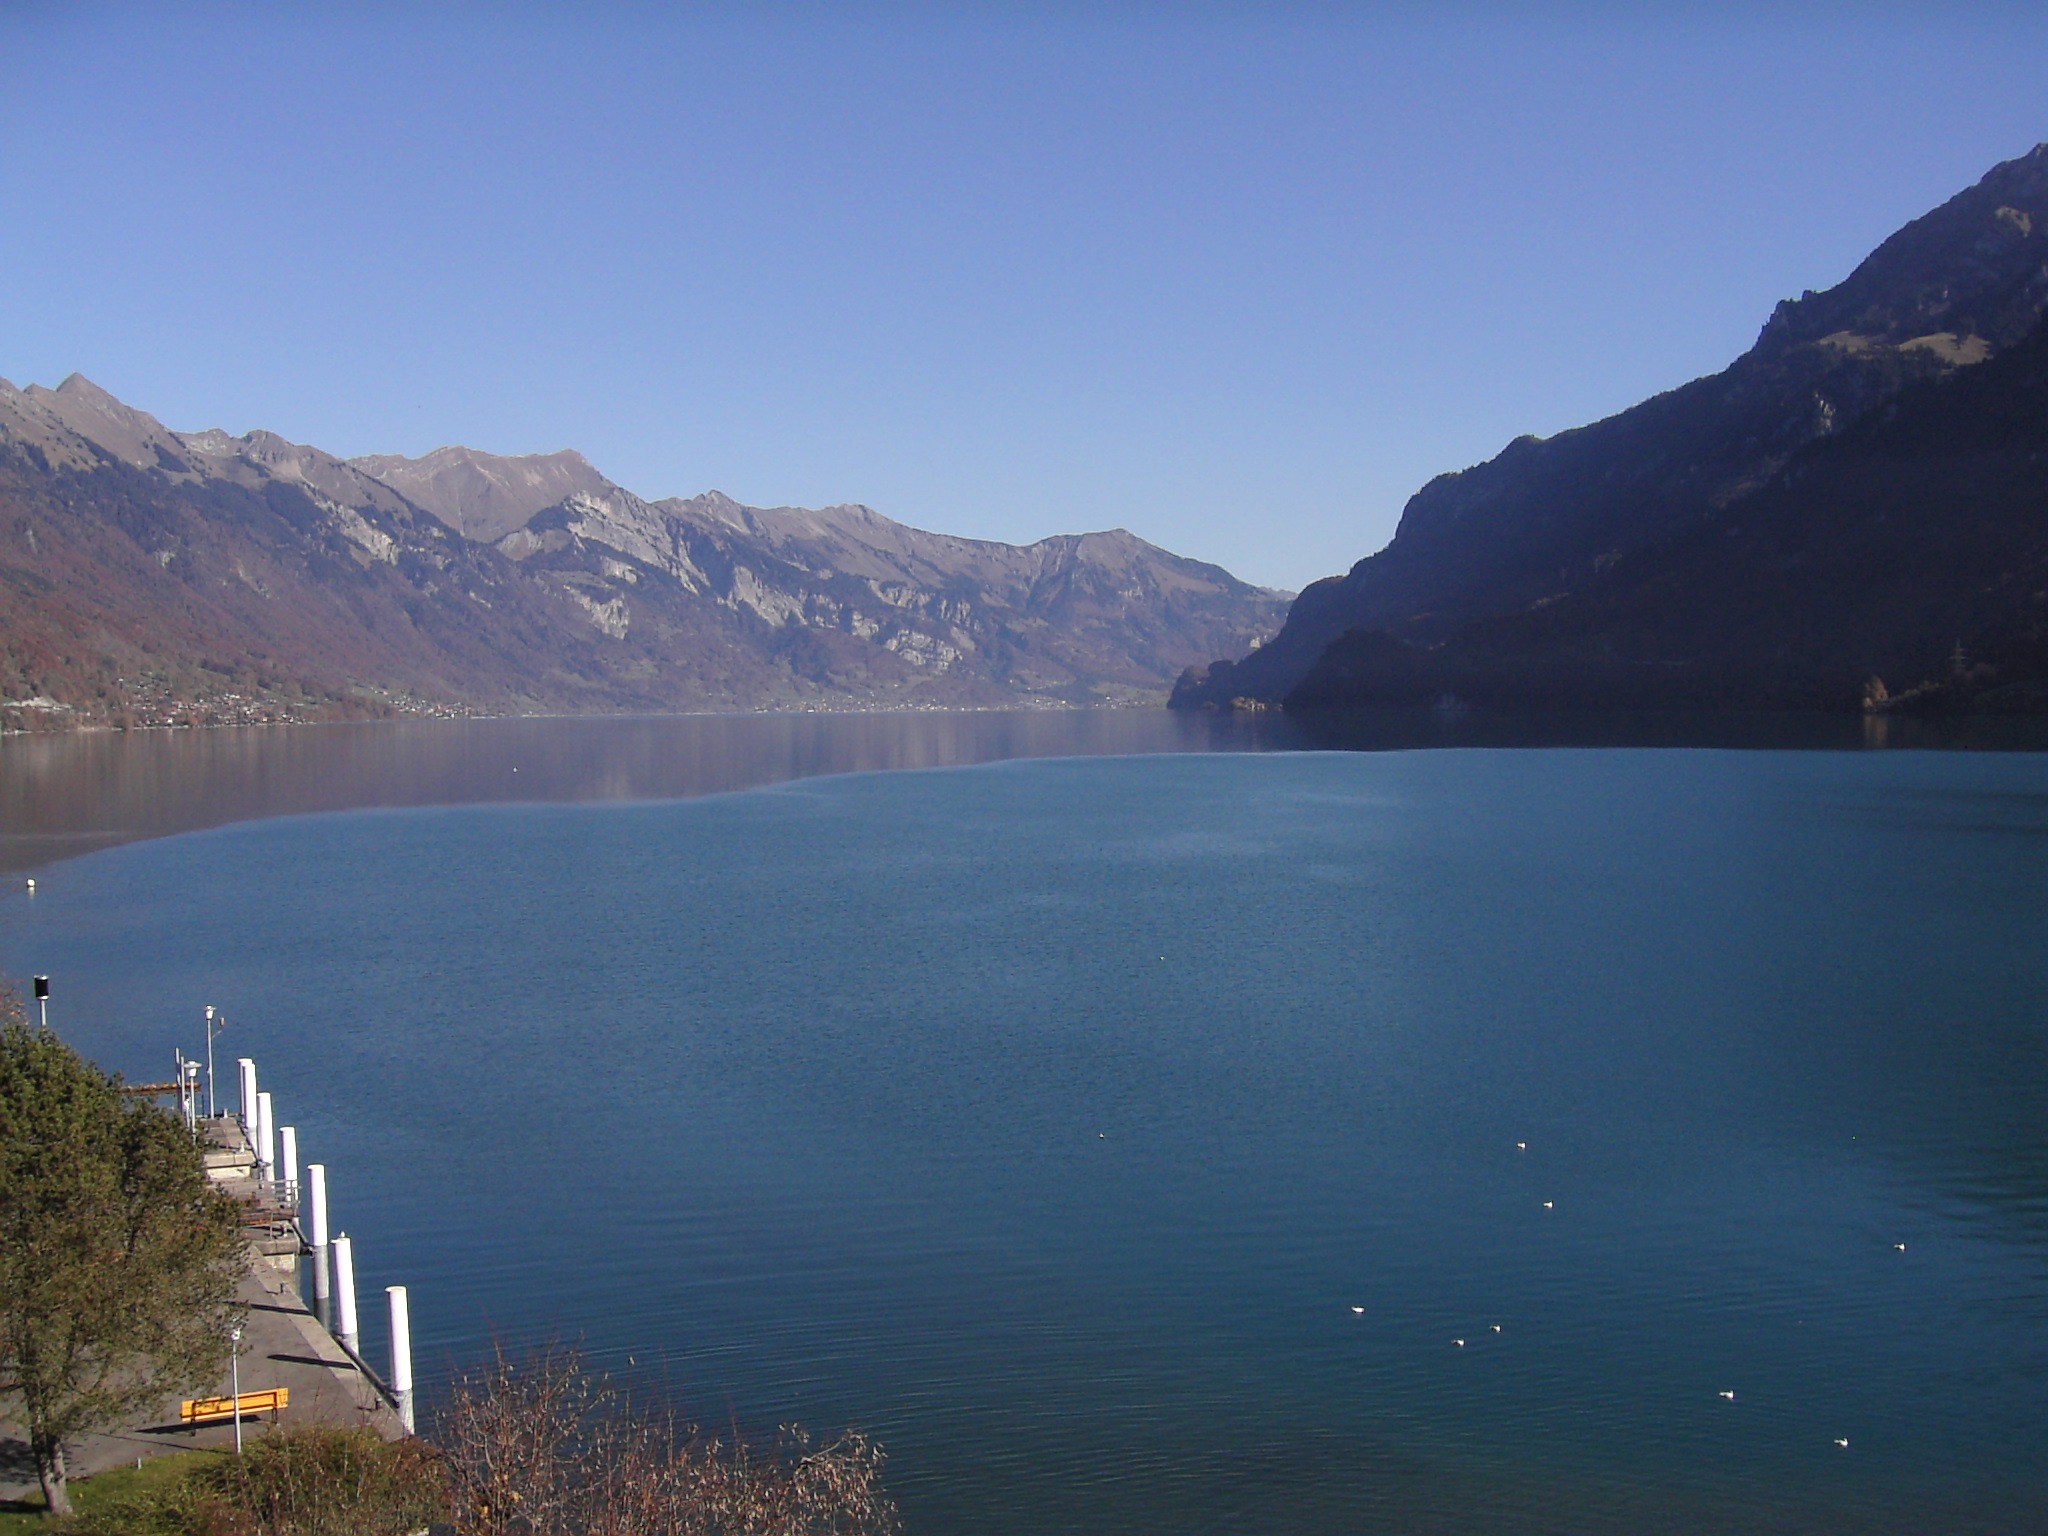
[{"left": 4, "top": 712, "right": 2045, "bottom": 1533}]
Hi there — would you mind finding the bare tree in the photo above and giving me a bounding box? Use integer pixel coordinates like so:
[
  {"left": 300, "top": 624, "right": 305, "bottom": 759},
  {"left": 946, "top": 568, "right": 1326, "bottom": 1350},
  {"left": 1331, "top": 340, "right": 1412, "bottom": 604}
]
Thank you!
[
  {"left": 437, "top": 1345, "right": 901, "bottom": 1536},
  {"left": 439, "top": 1342, "right": 594, "bottom": 1536}
]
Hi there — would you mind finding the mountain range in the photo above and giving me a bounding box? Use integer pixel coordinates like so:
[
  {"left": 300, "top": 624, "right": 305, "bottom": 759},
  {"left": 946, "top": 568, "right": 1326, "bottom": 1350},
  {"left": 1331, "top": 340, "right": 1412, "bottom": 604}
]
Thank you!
[
  {"left": 1175, "top": 142, "right": 2048, "bottom": 715},
  {"left": 0, "top": 381, "right": 1289, "bottom": 728}
]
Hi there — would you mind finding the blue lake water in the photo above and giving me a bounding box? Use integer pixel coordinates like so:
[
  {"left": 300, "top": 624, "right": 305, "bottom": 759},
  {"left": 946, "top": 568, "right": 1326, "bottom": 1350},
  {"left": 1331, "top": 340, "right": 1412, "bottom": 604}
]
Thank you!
[{"left": 5, "top": 734, "right": 2047, "bottom": 1532}]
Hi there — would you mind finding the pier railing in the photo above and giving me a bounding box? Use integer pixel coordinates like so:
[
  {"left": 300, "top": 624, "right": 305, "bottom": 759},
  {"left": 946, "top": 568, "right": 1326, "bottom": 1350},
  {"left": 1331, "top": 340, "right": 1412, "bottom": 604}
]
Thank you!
[{"left": 236, "top": 1177, "right": 301, "bottom": 1245}]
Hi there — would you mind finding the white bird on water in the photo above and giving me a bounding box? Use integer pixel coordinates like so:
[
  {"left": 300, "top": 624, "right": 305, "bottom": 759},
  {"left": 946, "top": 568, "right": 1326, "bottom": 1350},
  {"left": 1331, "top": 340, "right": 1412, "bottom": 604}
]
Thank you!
[
  {"left": 1351, "top": 1306, "right": 1365, "bottom": 1315},
  {"left": 1835, "top": 1438, "right": 1850, "bottom": 1449},
  {"left": 1894, "top": 1242, "right": 1907, "bottom": 1252},
  {"left": 1453, "top": 1338, "right": 1466, "bottom": 1347},
  {"left": 1491, "top": 1324, "right": 1502, "bottom": 1334},
  {"left": 1719, "top": 1391, "right": 1736, "bottom": 1401},
  {"left": 1516, "top": 1141, "right": 1527, "bottom": 1151},
  {"left": 1542, "top": 1200, "right": 1555, "bottom": 1210}
]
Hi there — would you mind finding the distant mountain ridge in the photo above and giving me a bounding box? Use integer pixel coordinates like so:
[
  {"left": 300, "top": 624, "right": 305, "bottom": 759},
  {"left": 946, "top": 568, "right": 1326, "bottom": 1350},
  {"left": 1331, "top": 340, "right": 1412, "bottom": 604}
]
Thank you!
[
  {"left": 0, "top": 379, "right": 1289, "bottom": 727},
  {"left": 347, "top": 446, "right": 614, "bottom": 542},
  {"left": 1176, "top": 142, "right": 2048, "bottom": 714}
]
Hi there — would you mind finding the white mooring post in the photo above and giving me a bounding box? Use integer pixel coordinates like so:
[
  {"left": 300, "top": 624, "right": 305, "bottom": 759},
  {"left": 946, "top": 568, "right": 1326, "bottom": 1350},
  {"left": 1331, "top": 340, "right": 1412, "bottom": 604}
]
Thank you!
[
  {"left": 255, "top": 1091, "right": 276, "bottom": 1182},
  {"left": 279, "top": 1125, "right": 299, "bottom": 1203},
  {"left": 307, "top": 1164, "right": 332, "bottom": 1327},
  {"left": 236, "top": 1058, "right": 257, "bottom": 1138},
  {"left": 333, "top": 1232, "right": 360, "bottom": 1354},
  {"left": 387, "top": 1286, "right": 415, "bottom": 1434}
]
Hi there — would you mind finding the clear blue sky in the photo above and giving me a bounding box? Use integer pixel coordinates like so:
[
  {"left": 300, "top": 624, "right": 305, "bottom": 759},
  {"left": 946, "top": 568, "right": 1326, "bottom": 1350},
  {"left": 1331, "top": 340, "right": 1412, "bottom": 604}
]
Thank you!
[{"left": 3, "top": 3, "right": 2044, "bottom": 591}]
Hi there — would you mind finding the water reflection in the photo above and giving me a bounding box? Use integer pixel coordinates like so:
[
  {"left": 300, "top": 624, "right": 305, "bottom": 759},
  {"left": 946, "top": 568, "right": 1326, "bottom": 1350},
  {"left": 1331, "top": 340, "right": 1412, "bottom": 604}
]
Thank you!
[
  {"left": 6, "top": 706, "right": 2046, "bottom": 876},
  {"left": 0, "top": 711, "right": 1293, "bottom": 874}
]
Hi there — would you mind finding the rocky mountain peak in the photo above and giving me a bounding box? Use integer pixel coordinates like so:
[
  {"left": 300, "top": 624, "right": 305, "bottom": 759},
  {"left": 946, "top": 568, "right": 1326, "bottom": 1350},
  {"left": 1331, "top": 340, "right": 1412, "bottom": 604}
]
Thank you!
[
  {"left": 1, "top": 374, "right": 186, "bottom": 471},
  {"left": 662, "top": 489, "right": 752, "bottom": 529},
  {"left": 349, "top": 444, "right": 615, "bottom": 541},
  {"left": 53, "top": 372, "right": 122, "bottom": 402}
]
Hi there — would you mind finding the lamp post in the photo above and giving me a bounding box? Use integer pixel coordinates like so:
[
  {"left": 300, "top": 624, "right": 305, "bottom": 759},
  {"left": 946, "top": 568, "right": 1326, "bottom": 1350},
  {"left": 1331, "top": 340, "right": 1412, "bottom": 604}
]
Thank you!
[
  {"left": 176, "top": 1053, "right": 201, "bottom": 1134},
  {"left": 32, "top": 976, "right": 48, "bottom": 1032},
  {"left": 204, "top": 1006, "right": 222, "bottom": 1118},
  {"left": 229, "top": 1323, "right": 244, "bottom": 1455}
]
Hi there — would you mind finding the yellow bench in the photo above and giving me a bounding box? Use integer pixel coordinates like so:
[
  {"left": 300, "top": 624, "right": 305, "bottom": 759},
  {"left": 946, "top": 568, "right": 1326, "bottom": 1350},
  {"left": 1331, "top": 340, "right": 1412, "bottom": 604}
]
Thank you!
[{"left": 180, "top": 1387, "right": 288, "bottom": 1424}]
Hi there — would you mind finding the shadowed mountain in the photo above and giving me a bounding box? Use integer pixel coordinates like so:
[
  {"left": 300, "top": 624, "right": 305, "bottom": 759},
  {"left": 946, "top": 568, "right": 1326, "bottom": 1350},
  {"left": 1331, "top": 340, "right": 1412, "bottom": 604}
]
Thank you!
[
  {"left": 1289, "top": 310, "right": 2048, "bottom": 714},
  {"left": 0, "top": 378, "right": 1288, "bottom": 728},
  {"left": 1176, "top": 143, "right": 2048, "bottom": 714}
]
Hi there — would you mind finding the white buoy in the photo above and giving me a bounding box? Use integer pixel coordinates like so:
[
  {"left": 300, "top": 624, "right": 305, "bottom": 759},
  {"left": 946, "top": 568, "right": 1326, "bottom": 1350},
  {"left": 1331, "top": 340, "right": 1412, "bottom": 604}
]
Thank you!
[
  {"left": 279, "top": 1126, "right": 299, "bottom": 1201},
  {"left": 255, "top": 1092, "right": 276, "bottom": 1182},
  {"left": 333, "top": 1232, "right": 360, "bottom": 1352},
  {"left": 236, "top": 1058, "right": 258, "bottom": 1139},
  {"left": 307, "top": 1164, "right": 332, "bottom": 1325},
  {"left": 24, "top": 878, "right": 33, "bottom": 893},
  {"left": 387, "top": 1286, "right": 415, "bottom": 1434}
]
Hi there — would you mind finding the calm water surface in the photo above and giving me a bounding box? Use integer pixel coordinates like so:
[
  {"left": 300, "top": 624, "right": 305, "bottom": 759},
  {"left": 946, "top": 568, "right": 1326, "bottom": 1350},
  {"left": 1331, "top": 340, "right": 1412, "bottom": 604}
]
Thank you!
[{"left": 3, "top": 716, "right": 2046, "bottom": 1533}]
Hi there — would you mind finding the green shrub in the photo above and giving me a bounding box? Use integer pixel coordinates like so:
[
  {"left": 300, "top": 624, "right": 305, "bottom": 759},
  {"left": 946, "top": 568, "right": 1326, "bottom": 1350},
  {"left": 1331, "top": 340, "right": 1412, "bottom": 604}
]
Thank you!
[{"left": 55, "top": 1427, "right": 447, "bottom": 1536}]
